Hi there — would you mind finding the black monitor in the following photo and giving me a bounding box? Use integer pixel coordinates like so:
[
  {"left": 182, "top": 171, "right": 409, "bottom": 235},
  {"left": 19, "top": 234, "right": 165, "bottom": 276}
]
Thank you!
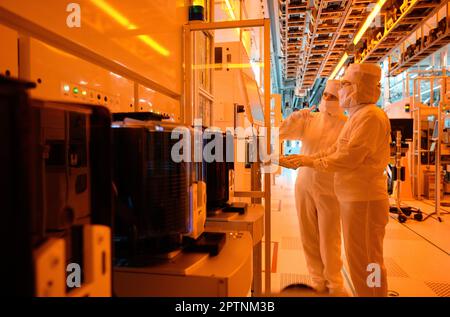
[{"left": 390, "top": 118, "right": 413, "bottom": 143}]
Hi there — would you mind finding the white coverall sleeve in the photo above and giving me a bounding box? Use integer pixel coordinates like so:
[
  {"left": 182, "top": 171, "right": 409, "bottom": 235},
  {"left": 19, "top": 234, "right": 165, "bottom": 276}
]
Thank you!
[
  {"left": 279, "top": 111, "right": 309, "bottom": 140},
  {"left": 313, "top": 115, "right": 384, "bottom": 172},
  {"left": 309, "top": 143, "right": 338, "bottom": 160}
]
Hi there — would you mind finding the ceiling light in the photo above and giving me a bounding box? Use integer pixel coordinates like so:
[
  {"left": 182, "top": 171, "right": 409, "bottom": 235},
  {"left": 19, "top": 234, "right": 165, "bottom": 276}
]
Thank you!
[
  {"left": 91, "top": 0, "right": 169, "bottom": 56},
  {"left": 329, "top": 53, "right": 348, "bottom": 80},
  {"left": 91, "top": 0, "right": 132, "bottom": 28},
  {"left": 353, "top": 0, "right": 387, "bottom": 45},
  {"left": 224, "top": 0, "right": 236, "bottom": 20},
  {"left": 137, "top": 35, "right": 170, "bottom": 57}
]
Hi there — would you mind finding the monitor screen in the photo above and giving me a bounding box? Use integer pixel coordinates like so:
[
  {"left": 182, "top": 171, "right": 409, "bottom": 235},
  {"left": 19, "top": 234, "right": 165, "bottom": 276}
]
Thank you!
[
  {"left": 430, "top": 142, "right": 436, "bottom": 152},
  {"left": 240, "top": 71, "right": 265, "bottom": 126},
  {"left": 445, "top": 118, "right": 450, "bottom": 129},
  {"left": 432, "top": 120, "right": 439, "bottom": 140},
  {"left": 389, "top": 118, "right": 413, "bottom": 142}
]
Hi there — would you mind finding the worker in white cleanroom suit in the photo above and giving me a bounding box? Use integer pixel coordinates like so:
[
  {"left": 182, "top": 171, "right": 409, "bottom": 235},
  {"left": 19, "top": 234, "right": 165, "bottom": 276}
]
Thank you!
[
  {"left": 284, "top": 63, "right": 391, "bottom": 297},
  {"left": 279, "top": 80, "right": 347, "bottom": 295}
]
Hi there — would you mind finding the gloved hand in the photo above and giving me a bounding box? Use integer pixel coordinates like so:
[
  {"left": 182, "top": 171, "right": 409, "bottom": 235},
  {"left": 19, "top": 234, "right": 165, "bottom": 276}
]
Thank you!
[
  {"left": 283, "top": 154, "right": 314, "bottom": 168},
  {"left": 278, "top": 156, "right": 299, "bottom": 169},
  {"left": 291, "top": 108, "right": 312, "bottom": 120},
  {"left": 299, "top": 108, "right": 312, "bottom": 119}
]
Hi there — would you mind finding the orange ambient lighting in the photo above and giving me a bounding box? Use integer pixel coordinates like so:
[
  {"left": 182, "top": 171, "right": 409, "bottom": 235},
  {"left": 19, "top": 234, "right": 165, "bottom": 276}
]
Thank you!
[{"left": 90, "top": 0, "right": 170, "bottom": 56}]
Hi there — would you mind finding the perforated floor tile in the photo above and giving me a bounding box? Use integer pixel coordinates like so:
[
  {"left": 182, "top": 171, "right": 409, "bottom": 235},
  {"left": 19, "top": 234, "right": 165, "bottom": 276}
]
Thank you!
[
  {"left": 384, "top": 257, "right": 409, "bottom": 278},
  {"left": 280, "top": 273, "right": 313, "bottom": 290},
  {"left": 424, "top": 281, "right": 450, "bottom": 297}
]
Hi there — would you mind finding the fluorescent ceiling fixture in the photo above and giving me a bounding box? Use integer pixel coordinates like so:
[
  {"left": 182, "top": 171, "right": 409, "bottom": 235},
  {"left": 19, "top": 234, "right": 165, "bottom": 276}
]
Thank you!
[
  {"left": 329, "top": 53, "right": 348, "bottom": 80},
  {"left": 225, "top": 0, "right": 236, "bottom": 20},
  {"left": 223, "top": 0, "right": 240, "bottom": 38},
  {"left": 353, "top": 0, "right": 387, "bottom": 45},
  {"left": 91, "top": 0, "right": 134, "bottom": 28},
  {"left": 110, "top": 72, "right": 122, "bottom": 78},
  {"left": 337, "top": 66, "right": 345, "bottom": 79},
  {"left": 91, "top": 0, "right": 169, "bottom": 56},
  {"left": 137, "top": 35, "right": 170, "bottom": 57}
]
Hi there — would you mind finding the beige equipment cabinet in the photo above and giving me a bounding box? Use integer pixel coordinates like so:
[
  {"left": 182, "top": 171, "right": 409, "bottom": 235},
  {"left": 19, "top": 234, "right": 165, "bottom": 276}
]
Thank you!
[
  {"left": 205, "top": 204, "right": 264, "bottom": 296},
  {"left": 34, "top": 225, "right": 112, "bottom": 297},
  {"left": 114, "top": 231, "right": 253, "bottom": 297}
]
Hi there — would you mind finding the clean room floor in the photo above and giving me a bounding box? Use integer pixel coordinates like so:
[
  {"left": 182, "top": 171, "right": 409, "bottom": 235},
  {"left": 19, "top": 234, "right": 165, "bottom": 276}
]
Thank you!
[{"left": 262, "top": 168, "right": 450, "bottom": 297}]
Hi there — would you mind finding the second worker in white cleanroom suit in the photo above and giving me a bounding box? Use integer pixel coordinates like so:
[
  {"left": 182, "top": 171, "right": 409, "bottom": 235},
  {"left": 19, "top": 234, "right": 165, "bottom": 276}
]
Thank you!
[
  {"left": 285, "top": 63, "right": 391, "bottom": 297},
  {"left": 279, "top": 80, "right": 347, "bottom": 295}
]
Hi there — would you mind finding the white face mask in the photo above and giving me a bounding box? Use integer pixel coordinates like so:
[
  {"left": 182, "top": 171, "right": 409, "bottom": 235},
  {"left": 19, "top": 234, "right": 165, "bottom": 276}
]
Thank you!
[
  {"left": 319, "top": 99, "right": 340, "bottom": 115},
  {"left": 338, "top": 84, "right": 358, "bottom": 109}
]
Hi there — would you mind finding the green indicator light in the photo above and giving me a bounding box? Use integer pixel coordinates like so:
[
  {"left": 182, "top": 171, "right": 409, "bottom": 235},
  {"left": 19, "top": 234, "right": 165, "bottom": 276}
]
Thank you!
[{"left": 73, "top": 87, "right": 79, "bottom": 94}]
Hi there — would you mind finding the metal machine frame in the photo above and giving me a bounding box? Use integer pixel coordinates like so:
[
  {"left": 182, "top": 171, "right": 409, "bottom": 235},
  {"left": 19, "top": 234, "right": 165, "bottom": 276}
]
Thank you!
[
  {"left": 183, "top": 18, "right": 272, "bottom": 295},
  {"left": 205, "top": 205, "right": 264, "bottom": 296},
  {"left": 411, "top": 71, "right": 449, "bottom": 221}
]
